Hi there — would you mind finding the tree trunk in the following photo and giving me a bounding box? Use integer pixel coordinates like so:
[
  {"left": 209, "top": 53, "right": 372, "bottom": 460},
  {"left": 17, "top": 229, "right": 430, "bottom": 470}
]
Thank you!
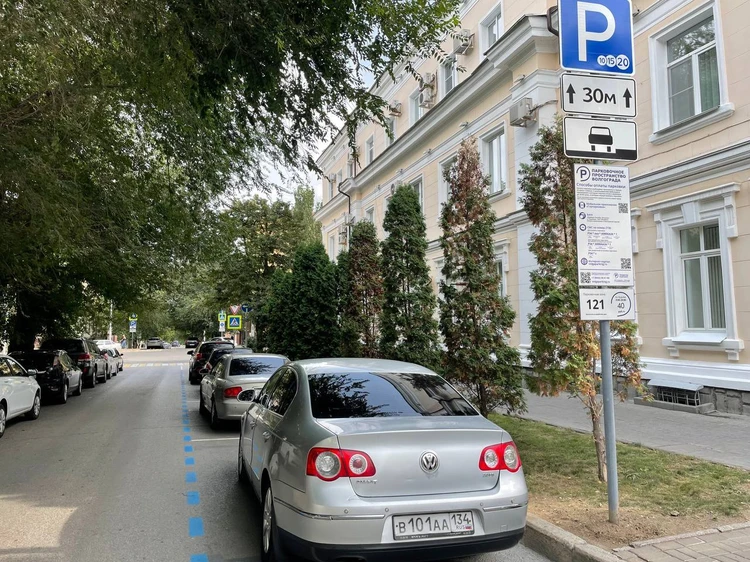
[{"left": 587, "top": 395, "right": 607, "bottom": 483}]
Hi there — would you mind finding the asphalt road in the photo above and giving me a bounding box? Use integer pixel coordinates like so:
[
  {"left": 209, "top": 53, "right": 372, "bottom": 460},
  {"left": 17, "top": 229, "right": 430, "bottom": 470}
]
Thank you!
[{"left": 0, "top": 349, "right": 551, "bottom": 562}]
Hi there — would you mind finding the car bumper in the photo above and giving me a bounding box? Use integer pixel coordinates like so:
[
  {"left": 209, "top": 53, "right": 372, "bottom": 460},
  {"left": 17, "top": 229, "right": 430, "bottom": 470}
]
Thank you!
[
  {"left": 273, "top": 475, "right": 528, "bottom": 554},
  {"left": 215, "top": 398, "right": 254, "bottom": 420},
  {"left": 278, "top": 525, "right": 524, "bottom": 562}
]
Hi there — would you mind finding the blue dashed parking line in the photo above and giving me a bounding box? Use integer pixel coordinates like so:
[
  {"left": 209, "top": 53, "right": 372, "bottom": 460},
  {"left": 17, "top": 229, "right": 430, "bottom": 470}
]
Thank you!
[
  {"left": 190, "top": 554, "right": 208, "bottom": 562},
  {"left": 185, "top": 457, "right": 195, "bottom": 466},
  {"left": 187, "top": 491, "right": 200, "bottom": 506},
  {"left": 184, "top": 445, "right": 193, "bottom": 453},
  {"left": 188, "top": 517, "right": 204, "bottom": 537}
]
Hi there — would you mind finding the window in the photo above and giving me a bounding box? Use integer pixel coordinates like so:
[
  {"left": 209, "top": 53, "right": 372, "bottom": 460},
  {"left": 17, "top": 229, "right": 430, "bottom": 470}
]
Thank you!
[
  {"left": 337, "top": 170, "right": 343, "bottom": 186},
  {"left": 409, "top": 89, "right": 423, "bottom": 125},
  {"left": 385, "top": 118, "right": 396, "bottom": 147},
  {"left": 680, "top": 224, "right": 724, "bottom": 330},
  {"left": 667, "top": 17, "right": 719, "bottom": 124},
  {"left": 7, "top": 358, "right": 24, "bottom": 376},
  {"left": 365, "top": 207, "right": 375, "bottom": 223},
  {"left": 328, "top": 233, "right": 336, "bottom": 259},
  {"left": 483, "top": 129, "right": 507, "bottom": 194},
  {"left": 347, "top": 159, "right": 355, "bottom": 178},
  {"left": 266, "top": 368, "right": 297, "bottom": 416},
  {"left": 481, "top": 3, "right": 503, "bottom": 51},
  {"left": 442, "top": 57, "right": 457, "bottom": 96},
  {"left": 230, "top": 356, "right": 286, "bottom": 377},
  {"left": 0, "top": 359, "right": 13, "bottom": 377},
  {"left": 409, "top": 178, "right": 424, "bottom": 210},
  {"left": 366, "top": 136, "right": 375, "bottom": 165},
  {"left": 496, "top": 259, "right": 506, "bottom": 297},
  {"left": 308, "top": 372, "right": 478, "bottom": 418}
]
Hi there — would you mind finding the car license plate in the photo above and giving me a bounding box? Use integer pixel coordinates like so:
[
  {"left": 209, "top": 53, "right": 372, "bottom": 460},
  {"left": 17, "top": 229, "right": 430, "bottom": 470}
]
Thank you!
[{"left": 392, "top": 511, "right": 474, "bottom": 541}]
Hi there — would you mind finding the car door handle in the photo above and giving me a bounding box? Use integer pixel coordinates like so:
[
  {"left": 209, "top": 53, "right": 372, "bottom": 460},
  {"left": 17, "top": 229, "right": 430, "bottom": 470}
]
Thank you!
[{"left": 262, "top": 431, "right": 271, "bottom": 441}]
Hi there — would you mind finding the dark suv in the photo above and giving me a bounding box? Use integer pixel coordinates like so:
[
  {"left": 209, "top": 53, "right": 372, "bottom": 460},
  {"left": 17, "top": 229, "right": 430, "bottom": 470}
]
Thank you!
[
  {"left": 11, "top": 350, "right": 84, "bottom": 403},
  {"left": 40, "top": 338, "right": 107, "bottom": 388},
  {"left": 188, "top": 341, "right": 234, "bottom": 384},
  {"left": 185, "top": 337, "right": 200, "bottom": 349}
]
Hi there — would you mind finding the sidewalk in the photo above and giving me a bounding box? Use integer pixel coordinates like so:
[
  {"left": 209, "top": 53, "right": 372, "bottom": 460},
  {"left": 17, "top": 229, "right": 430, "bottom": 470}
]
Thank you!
[{"left": 519, "top": 391, "right": 750, "bottom": 561}]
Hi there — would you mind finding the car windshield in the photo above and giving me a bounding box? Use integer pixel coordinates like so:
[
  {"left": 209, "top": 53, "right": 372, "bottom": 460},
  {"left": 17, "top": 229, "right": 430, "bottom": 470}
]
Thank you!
[
  {"left": 11, "top": 353, "right": 55, "bottom": 370},
  {"left": 40, "top": 339, "right": 84, "bottom": 354},
  {"left": 308, "top": 372, "right": 478, "bottom": 418},
  {"left": 229, "top": 357, "right": 285, "bottom": 377},
  {"left": 199, "top": 342, "right": 233, "bottom": 355}
]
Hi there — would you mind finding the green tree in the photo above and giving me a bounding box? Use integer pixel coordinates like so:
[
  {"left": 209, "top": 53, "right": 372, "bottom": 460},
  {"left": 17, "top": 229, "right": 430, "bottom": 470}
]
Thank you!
[
  {"left": 439, "top": 138, "right": 524, "bottom": 416},
  {"left": 519, "top": 118, "right": 641, "bottom": 483},
  {"left": 341, "top": 222, "right": 384, "bottom": 358},
  {"left": 336, "top": 250, "right": 359, "bottom": 357},
  {"left": 380, "top": 185, "right": 441, "bottom": 370},
  {"left": 262, "top": 243, "right": 339, "bottom": 360}
]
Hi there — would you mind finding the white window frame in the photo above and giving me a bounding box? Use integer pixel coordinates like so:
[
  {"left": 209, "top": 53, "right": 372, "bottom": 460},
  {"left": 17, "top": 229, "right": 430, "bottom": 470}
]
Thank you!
[
  {"left": 480, "top": 1, "right": 504, "bottom": 54},
  {"left": 327, "top": 177, "right": 334, "bottom": 200},
  {"left": 480, "top": 125, "right": 508, "bottom": 196},
  {"left": 408, "top": 176, "right": 424, "bottom": 211},
  {"left": 336, "top": 169, "right": 343, "bottom": 188},
  {"left": 494, "top": 240, "right": 510, "bottom": 298},
  {"left": 441, "top": 57, "right": 458, "bottom": 97},
  {"left": 365, "top": 136, "right": 375, "bottom": 165},
  {"left": 385, "top": 118, "right": 396, "bottom": 147},
  {"left": 679, "top": 224, "right": 724, "bottom": 331},
  {"left": 645, "top": 183, "right": 742, "bottom": 360},
  {"left": 328, "top": 233, "right": 337, "bottom": 260},
  {"left": 365, "top": 206, "right": 375, "bottom": 223},
  {"left": 409, "top": 88, "right": 423, "bottom": 126},
  {"left": 648, "top": 2, "right": 733, "bottom": 144}
]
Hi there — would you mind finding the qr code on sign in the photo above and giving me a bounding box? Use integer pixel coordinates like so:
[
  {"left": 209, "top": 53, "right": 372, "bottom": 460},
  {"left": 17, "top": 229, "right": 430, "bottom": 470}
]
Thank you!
[
  {"left": 580, "top": 272, "right": 591, "bottom": 284},
  {"left": 618, "top": 203, "right": 629, "bottom": 213},
  {"left": 621, "top": 258, "right": 632, "bottom": 270}
]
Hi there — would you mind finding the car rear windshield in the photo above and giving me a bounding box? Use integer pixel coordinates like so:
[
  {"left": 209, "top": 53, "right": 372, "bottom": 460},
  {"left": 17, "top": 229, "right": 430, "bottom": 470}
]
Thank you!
[
  {"left": 12, "top": 353, "right": 55, "bottom": 370},
  {"left": 308, "top": 372, "right": 478, "bottom": 418},
  {"left": 41, "top": 339, "right": 84, "bottom": 354},
  {"left": 229, "top": 357, "right": 285, "bottom": 377},
  {"left": 199, "top": 342, "right": 233, "bottom": 354}
]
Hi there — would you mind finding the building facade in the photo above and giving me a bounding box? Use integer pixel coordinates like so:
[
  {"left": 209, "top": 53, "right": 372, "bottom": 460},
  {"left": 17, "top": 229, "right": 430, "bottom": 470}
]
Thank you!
[{"left": 314, "top": 0, "right": 750, "bottom": 412}]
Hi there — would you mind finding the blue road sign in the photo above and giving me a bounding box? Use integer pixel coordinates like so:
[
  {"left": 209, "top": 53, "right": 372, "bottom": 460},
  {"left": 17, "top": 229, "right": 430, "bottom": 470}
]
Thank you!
[
  {"left": 227, "top": 315, "right": 242, "bottom": 330},
  {"left": 129, "top": 320, "right": 137, "bottom": 333},
  {"left": 559, "top": 0, "right": 634, "bottom": 75},
  {"left": 241, "top": 303, "right": 251, "bottom": 313}
]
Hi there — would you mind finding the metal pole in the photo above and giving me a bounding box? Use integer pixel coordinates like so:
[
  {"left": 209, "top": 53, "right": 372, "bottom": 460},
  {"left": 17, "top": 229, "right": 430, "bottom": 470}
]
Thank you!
[
  {"left": 108, "top": 301, "right": 113, "bottom": 341},
  {"left": 601, "top": 316, "right": 620, "bottom": 523}
]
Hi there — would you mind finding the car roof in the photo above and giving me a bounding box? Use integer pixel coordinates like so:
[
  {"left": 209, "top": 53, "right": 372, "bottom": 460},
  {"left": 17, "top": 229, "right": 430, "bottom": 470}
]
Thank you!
[{"left": 293, "top": 358, "right": 436, "bottom": 375}]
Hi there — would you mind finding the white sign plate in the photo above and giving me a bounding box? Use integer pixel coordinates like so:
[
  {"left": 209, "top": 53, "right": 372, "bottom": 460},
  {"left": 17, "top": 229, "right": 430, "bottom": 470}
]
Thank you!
[
  {"left": 561, "top": 74, "right": 636, "bottom": 118},
  {"left": 129, "top": 320, "right": 137, "bottom": 334},
  {"left": 580, "top": 288, "right": 636, "bottom": 320},
  {"left": 575, "top": 164, "right": 633, "bottom": 287},
  {"left": 219, "top": 321, "right": 226, "bottom": 332},
  {"left": 563, "top": 116, "right": 637, "bottom": 161}
]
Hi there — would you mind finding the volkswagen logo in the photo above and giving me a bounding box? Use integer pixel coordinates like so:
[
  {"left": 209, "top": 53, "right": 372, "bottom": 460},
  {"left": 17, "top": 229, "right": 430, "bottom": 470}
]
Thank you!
[{"left": 420, "top": 451, "right": 439, "bottom": 473}]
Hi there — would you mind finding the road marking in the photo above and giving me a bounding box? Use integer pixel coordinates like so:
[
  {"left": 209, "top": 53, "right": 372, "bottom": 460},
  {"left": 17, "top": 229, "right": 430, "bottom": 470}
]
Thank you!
[
  {"left": 184, "top": 445, "right": 193, "bottom": 453},
  {"left": 186, "top": 491, "right": 200, "bottom": 506},
  {"left": 184, "top": 435, "right": 192, "bottom": 442},
  {"left": 185, "top": 457, "right": 195, "bottom": 466},
  {"left": 183, "top": 426, "right": 191, "bottom": 432},
  {"left": 185, "top": 472, "right": 197, "bottom": 483},
  {"left": 189, "top": 437, "right": 237, "bottom": 442},
  {"left": 188, "top": 517, "right": 204, "bottom": 537},
  {"left": 190, "top": 555, "right": 208, "bottom": 562}
]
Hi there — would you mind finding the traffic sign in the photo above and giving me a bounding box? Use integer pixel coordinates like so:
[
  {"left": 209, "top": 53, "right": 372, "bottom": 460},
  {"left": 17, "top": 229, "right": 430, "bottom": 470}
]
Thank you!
[
  {"left": 561, "top": 74, "right": 636, "bottom": 118},
  {"left": 241, "top": 303, "right": 251, "bottom": 313},
  {"left": 580, "top": 288, "right": 635, "bottom": 320},
  {"left": 229, "top": 304, "right": 241, "bottom": 315},
  {"left": 219, "top": 321, "right": 226, "bottom": 332},
  {"left": 227, "top": 315, "right": 242, "bottom": 330},
  {"left": 129, "top": 313, "right": 138, "bottom": 321},
  {"left": 218, "top": 310, "right": 226, "bottom": 322},
  {"left": 563, "top": 116, "right": 637, "bottom": 161},
  {"left": 129, "top": 320, "right": 137, "bottom": 333},
  {"left": 559, "top": 0, "right": 634, "bottom": 75},
  {"left": 574, "top": 164, "right": 633, "bottom": 287}
]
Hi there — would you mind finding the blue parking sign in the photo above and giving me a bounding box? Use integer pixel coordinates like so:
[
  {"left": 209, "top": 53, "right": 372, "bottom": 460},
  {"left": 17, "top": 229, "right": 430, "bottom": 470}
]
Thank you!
[{"left": 559, "top": 0, "right": 634, "bottom": 75}]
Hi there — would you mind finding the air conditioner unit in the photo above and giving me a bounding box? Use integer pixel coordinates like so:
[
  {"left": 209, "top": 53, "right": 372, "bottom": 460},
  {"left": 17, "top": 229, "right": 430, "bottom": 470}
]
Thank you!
[
  {"left": 338, "top": 225, "right": 348, "bottom": 245},
  {"left": 509, "top": 97, "right": 535, "bottom": 127},
  {"left": 419, "top": 89, "right": 434, "bottom": 109},
  {"left": 453, "top": 30, "right": 474, "bottom": 55},
  {"left": 420, "top": 72, "right": 436, "bottom": 90},
  {"left": 388, "top": 101, "right": 402, "bottom": 116}
]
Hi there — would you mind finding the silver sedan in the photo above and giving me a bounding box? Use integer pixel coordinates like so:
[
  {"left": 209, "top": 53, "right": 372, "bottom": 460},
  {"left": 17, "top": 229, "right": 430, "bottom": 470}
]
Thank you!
[
  {"left": 199, "top": 354, "right": 288, "bottom": 429},
  {"left": 238, "top": 358, "right": 528, "bottom": 562}
]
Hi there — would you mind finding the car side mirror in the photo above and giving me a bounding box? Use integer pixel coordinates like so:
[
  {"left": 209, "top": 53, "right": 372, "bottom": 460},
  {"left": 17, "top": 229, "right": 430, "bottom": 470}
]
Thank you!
[
  {"left": 26, "top": 369, "right": 38, "bottom": 377},
  {"left": 187, "top": 350, "right": 194, "bottom": 355}
]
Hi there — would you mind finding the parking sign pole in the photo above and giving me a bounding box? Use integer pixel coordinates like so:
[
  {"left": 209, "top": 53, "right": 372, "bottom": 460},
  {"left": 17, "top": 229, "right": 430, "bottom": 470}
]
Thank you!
[{"left": 600, "top": 318, "right": 619, "bottom": 523}]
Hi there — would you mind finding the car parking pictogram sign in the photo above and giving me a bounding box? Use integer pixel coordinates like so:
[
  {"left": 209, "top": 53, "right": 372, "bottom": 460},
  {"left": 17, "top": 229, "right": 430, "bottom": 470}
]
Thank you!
[
  {"left": 227, "top": 315, "right": 242, "bottom": 330},
  {"left": 563, "top": 116, "right": 637, "bottom": 161}
]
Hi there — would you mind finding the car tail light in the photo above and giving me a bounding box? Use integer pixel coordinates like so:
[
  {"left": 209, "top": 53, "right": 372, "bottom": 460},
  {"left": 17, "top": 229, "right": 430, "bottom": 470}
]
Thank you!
[
  {"left": 79, "top": 353, "right": 91, "bottom": 363},
  {"left": 306, "top": 448, "right": 376, "bottom": 481},
  {"left": 194, "top": 353, "right": 203, "bottom": 361},
  {"left": 223, "top": 386, "right": 242, "bottom": 399},
  {"left": 479, "top": 442, "right": 521, "bottom": 472}
]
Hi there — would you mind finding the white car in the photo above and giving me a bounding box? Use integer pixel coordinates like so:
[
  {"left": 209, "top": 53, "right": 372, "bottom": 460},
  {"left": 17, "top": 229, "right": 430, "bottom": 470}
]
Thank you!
[
  {"left": 95, "top": 339, "right": 119, "bottom": 350},
  {"left": 0, "top": 355, "right": 41, "bottom": 438}
]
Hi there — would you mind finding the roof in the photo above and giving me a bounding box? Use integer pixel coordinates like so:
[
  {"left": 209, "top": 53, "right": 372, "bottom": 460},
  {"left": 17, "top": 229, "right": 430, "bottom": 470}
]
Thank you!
[{"left": 292, "top": 358, "right": 436, "bottom": 375}]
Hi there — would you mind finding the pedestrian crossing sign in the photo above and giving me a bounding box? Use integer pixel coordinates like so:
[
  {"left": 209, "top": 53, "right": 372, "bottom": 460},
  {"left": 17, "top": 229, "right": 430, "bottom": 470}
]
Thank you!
[{"left": 227, "top": 315, "right": 242, "bottom": 330}]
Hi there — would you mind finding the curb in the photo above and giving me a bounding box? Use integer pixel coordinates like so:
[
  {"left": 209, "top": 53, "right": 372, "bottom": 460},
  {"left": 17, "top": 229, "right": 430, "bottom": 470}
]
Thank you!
[{"left": 522, "top": 515, "right": 622, "bottom": 562}]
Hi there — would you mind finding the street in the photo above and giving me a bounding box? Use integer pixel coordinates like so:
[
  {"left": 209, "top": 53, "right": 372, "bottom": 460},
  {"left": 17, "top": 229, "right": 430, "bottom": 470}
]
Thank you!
[{"left": 0, "top": 349, "right": 550, "bottom": 562}]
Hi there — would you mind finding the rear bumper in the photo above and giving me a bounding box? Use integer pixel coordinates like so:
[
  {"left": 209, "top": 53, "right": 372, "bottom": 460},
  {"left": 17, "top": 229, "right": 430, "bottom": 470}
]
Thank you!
[
  {"left": 278, "top": 526, "right": 524, "bottom": 562},
  {"left": 215, "top": 399, "right": 251, "bottom": 420}
]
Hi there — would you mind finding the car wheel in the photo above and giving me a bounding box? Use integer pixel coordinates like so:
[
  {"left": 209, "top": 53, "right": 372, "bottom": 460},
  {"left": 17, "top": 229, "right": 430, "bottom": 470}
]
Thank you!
[
  {"left": 106, "top": 367, "right": 111, "bottom": 380},
  {"left": 210, "top": 399, "right": 222, "bottom": 430},
  {"left": 26, "top": 393, "right": 41, "bottom": 420},
  {"left": 60, "top": 383, "right": 68, "bottom": 404},
  {"left": 73, "top": 377, "right": 83, "bottom": 396},
  {"left": 0, "top": 403, "right": 6, "bottom": 438},
  {"left": 261, "top": 485, "right": 280, "bottom": 562}
]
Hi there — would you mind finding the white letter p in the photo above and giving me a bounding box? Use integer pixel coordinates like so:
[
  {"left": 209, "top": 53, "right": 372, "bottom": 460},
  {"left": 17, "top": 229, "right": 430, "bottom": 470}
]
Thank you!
[{"left": 577, "top": 2, "right": 615, "bottom": 62}]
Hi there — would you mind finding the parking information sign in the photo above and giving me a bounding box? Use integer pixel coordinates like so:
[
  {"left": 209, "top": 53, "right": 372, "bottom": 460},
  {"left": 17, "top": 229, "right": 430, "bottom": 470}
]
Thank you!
[
  {"left": 219, "top": 321, "right": 226, "bottom": 332},
  {"left": 129, "top": 320, "right": 137, "bottom": 333},
  {"left": 559, "top": 0, "right": 634, "bottom": 75},
  {"left": 580, "top": 287, "right": 636, "bottom": 320},
  {"left": 563, "top": 116, "right": 637, "bottom": 161},
  {"left": 575, "top": 164, "right": 633, "bottom": 288},
  {"left": 561, "top": 74, "right": 636, "bottom": 118}
]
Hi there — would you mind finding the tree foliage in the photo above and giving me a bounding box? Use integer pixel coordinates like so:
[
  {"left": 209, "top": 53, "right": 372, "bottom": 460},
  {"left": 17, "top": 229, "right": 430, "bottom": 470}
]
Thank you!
[
  {"left": 439, "top": 139, "right": 525, "bottom": 416},
  {"left": 380, "top": 185, "right": 441, "bottom": 370},
  {"left": 518, "top": 118, "right": 641, "bottom": 482},
  {"left": 340, "top": 221, "right": 384, "bottom": 358}
]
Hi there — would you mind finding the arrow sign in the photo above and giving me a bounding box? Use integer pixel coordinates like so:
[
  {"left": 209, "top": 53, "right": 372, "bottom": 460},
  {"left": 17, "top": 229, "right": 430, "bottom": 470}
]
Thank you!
[{"left": 561, "top": 74, "right": 637, "bottom": 118}]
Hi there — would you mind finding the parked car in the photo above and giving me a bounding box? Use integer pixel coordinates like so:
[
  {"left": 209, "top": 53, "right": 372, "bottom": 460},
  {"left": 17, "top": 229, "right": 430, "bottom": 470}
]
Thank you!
[
  {"left": 185, "top": 337, "right": 200, "bottom": 349},
  {"left": 238, "top": 358, "right": 527, "bottom": 562},
  {"left": 187, "top": 341, "right": 234, "bottom": 384},
  {"left": 201, "top": 346, "right": 254, "bottom": 373},
  {"left": 10, "top": 350, "right": 83, "bottom": 403},
  {"left": 107, "top": 348, "right": 124, "bottom": 372},
  {"left": 200, "top": 354, "right": 288, "bottom": 428},
  {"left": 41, "top": 338, "right": 107, "bottom": 388},
  {"left": 146, "top": 337, "right": 164, "bottom": 350},
  {"left": 171, "top": 340, "right": 180, "bottom": 348},
  {"left": 0, "top": 355, "right": 41, "bottom": 438},
  {"left": 94, "top": 339, "right": 118, "bottom": 351},
  {"left": 101, "top": 349, "right": 120, "bottom": 377}
]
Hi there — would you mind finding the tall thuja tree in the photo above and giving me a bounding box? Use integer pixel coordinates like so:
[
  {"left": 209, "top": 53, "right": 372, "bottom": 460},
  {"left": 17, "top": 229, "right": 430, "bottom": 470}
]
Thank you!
[
  {"left": 519, "top": 118, "right": 641, "bottom": 483},
  {"left": 341, "top": 221, "right": 384, "bottom": 357},
  {"left": 439, "top": 138, "right": 525, "bottom": 416},
  {"left": 336, "top": 250, "right": 359, "bottom": 357},
  {"left": 380, "top": 185, "right": 441, "bottom": 370}
]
